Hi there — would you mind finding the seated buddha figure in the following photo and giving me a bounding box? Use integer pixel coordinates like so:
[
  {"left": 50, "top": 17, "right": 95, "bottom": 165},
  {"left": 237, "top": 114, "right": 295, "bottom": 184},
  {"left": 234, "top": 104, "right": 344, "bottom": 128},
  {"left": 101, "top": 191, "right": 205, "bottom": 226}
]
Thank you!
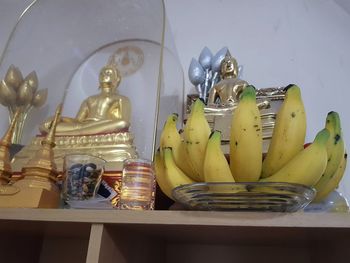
[
  {"left": 11, "top": 62, "right": 137, "bottom": 175},
  {"left": 207, "top": 53, "right": 248, "bottom": 107},
  {"left": 39, "top": 63, "right": 131, "bottom": 136}
]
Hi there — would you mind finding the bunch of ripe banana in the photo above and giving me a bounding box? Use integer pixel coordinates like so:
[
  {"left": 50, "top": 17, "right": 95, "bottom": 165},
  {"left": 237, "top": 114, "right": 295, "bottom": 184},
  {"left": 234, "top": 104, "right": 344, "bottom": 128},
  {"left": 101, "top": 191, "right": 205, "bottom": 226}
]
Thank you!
[{"left": 155, "top": 84, "right": 347, "bottom": 203}]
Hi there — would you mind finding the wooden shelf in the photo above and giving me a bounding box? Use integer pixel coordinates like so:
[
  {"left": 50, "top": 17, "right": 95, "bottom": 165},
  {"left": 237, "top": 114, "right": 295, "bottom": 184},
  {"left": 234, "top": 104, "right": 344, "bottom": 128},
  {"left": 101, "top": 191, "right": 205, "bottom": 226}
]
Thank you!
[
  {"left": 1, "top": 209, "right": 350, "bottom": 263},
  {"left": 2, "top": 208, "right": 350, "bottom": 227}
]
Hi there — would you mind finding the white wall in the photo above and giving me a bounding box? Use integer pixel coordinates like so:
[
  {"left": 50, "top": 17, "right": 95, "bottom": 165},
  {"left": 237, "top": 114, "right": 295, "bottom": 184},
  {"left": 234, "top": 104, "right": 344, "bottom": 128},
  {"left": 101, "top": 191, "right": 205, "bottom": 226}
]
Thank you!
[
  {"left": 165, "top": 0, "right": 350, "bottom": 141},
  {"left": 1, "top": 0, "right": 350, "bottom": 201}
]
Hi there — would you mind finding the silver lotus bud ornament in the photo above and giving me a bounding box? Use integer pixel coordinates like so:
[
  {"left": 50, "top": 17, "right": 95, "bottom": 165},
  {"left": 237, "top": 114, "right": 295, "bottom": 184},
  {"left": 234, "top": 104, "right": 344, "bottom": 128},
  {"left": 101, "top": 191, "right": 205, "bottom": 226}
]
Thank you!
[
  {"left": 198, "top": 46, "right": 213, "bottom": 70},
  {"left": 189, "top": 58, "right": 205, "bottom": 85},
  {"left": 211, "top": 47, "right": 229, "bottom": 73},
  {"left": 189, "top": 58, "right": 205, "bottom": 98},
  {"left": 198, "top": 47, "right": 213, "bottom": 102}
]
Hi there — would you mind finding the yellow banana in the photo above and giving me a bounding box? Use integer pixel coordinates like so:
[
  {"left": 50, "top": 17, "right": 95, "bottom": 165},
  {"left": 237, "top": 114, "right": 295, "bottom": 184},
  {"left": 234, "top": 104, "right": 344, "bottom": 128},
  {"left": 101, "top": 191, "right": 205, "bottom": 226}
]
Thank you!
[
  {"left": 159, "top": 113, "right": 199, "bottom": 181},
  {"left": 160, "top": 113, "right": 181, "bottom": 155},
  {"left": 154, "top": 148, "right": 173, "bottom": 200},
  {"left": 163, "top": 147, "right": 195, "bottom": 195},
  {"left": 261, "top": 84, "right": 306, "bottom": 178},
  {"left": 204, "top": 131, "right": 235, "bottom": 182},
  {"left": 313, "top": 112, "right": 346, "bottom": 201},
  {"left": 261, "top": 128, "right": 329, "bottom": 186},
  {"left": 183, "top": 99, "right": 211, "bottom": 181},
  {"left": 176, "top": 139, "right": 200, "bottom": 181},
  {"left": 313, "top": 152, "right": 347, "bottom": 203},
  {"left": 230, "top": 85, "right": 262, "bottom": 182}
]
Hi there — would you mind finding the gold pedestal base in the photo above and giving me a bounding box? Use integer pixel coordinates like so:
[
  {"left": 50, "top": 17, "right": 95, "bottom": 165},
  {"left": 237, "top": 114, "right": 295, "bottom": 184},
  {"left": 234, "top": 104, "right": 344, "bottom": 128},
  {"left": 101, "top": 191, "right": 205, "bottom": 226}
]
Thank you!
[
  {"left": 0, "top": 179, "right": 60, "bottom": 208},
  {"left": 186, "top": 90, "right": 285, "bottom": 154},
  {"left": 11, "top": 132, "right": 138, "bottom": 173}
]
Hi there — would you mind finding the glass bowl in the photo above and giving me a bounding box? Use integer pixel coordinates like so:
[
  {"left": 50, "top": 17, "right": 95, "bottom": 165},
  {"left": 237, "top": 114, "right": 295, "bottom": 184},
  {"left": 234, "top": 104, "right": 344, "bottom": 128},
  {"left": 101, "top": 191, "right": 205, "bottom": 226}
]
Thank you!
[{"left": 172, "top": 182, "right": 316, "bottom": 212}]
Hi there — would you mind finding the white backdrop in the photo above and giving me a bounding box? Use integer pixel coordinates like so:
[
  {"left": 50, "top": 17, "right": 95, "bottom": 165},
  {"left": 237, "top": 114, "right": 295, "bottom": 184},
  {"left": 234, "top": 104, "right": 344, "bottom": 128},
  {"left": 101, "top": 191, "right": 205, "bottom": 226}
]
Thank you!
[{"left": 1, "top": 0, "right": 350, "bottom": 200}]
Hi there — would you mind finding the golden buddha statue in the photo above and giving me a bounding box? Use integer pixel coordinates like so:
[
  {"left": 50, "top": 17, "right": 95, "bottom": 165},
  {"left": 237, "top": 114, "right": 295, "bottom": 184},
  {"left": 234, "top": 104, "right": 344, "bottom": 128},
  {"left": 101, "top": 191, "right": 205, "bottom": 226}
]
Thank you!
[
  {"left": 12, "top": 62, "right": 138, "bottom": 175},
  {"left": 207, "top": 52, "right": 248, "bottom": 107},
  {"left": 39, "top": 64, "right": 131, "bottom": 136}
]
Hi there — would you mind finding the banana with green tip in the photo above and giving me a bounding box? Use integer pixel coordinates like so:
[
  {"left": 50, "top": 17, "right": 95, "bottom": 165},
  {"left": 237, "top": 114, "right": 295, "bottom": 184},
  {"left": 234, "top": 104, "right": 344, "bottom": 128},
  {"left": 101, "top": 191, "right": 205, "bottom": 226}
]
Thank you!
[
  {"left": 159, "top": 113, "right": 199, "bottom": 181},
  {"left": 184, "top": 99, "right": 211, "bottom": 181},
  {"left": 313, "top": 112, "right": 346, "bottom": 201},
  {"left": 230, "top": 85, "right": 262, "bottom": 182},
  {"left": 261, "top": 84, "right": 306, "bottom": 178},
  {"left": 204, "top": 131, "right": 235, "bottom": 182},
  {"left": 260, "top": 128, "right": 329, "bottom": 187},
  {"left": 160, "top": 113, "right": 181, "bottom": 155}
]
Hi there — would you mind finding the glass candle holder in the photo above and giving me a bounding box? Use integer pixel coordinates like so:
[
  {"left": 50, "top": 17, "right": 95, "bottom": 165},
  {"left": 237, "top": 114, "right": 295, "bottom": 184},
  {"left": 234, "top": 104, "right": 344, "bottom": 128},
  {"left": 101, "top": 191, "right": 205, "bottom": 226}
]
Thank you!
[
  {"left": 119, "top": 158, "right": 155, "bottom": 210},
  {"left": 62, "top": 154, "right": 106, "bottom": 202}
]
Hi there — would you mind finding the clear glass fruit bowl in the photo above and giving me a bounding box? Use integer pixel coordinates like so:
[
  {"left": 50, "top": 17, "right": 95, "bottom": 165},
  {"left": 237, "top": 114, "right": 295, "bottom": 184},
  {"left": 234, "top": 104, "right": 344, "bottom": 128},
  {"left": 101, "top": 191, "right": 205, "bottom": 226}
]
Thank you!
[{"left": 172, "top": 182, "right": 316, "bottom": 212}]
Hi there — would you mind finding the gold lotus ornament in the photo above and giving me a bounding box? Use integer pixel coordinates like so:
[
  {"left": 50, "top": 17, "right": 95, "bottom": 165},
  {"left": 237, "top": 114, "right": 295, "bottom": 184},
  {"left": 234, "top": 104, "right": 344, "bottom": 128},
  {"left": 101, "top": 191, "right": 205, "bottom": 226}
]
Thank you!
[
  {"left": 0, "top": 79, "right": 16, "bottom": 106},
  {"left": 0, "top": 65, "right": 48, "bottom": 144}
]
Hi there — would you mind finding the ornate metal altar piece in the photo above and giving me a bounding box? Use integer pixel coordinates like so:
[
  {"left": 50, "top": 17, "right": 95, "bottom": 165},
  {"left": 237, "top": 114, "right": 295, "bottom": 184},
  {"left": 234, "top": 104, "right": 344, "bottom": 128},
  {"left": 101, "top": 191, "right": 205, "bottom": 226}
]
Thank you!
[{"left": 187, "top": 47, "right": 286, "bottom": 154}]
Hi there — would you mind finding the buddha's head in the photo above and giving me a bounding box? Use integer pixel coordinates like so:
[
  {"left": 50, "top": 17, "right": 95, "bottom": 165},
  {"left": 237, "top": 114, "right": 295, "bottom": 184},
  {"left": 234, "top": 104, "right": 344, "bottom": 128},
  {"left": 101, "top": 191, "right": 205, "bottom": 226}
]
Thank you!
[
  {"left": 99, "top": 64, "right": 121, "bottom": 90},
  {"left": 220, "top": 53, "right": 238, "bottom": 79}
]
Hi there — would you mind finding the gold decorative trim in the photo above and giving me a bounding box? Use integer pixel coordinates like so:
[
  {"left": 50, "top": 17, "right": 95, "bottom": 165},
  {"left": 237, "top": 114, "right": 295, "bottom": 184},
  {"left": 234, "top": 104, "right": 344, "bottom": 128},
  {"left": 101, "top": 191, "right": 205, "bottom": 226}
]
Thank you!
[{"left": 32, "top": 132, "right": 134, "bottom": 147}]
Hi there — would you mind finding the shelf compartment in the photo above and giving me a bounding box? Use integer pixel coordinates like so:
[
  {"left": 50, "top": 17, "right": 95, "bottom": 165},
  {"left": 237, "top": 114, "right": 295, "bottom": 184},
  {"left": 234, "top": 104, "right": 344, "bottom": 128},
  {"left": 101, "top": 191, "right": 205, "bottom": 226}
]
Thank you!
[
  {"left": 1, "top": 209, "right": 350, "bottom": 263},
  {"left": 0, "top": 219, "right": 91, "bottom": 263}
]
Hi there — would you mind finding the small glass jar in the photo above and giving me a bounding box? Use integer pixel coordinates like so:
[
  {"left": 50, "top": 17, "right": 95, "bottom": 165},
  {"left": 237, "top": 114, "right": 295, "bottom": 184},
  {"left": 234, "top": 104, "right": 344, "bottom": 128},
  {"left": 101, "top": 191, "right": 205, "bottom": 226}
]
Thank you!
[
  {"left": 119, "top": 158, "right": 155, "bottom": 210},
  {"left": 62, "top": 154, "right": 106, "bottom": 202}
]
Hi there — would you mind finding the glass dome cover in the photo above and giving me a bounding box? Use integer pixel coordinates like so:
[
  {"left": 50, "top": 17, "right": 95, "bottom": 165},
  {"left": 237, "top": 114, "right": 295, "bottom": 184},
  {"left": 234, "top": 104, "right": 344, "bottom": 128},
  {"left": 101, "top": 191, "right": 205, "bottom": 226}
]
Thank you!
[{"left": 0, "top": 0, "right": 184, "bottom": 162}]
